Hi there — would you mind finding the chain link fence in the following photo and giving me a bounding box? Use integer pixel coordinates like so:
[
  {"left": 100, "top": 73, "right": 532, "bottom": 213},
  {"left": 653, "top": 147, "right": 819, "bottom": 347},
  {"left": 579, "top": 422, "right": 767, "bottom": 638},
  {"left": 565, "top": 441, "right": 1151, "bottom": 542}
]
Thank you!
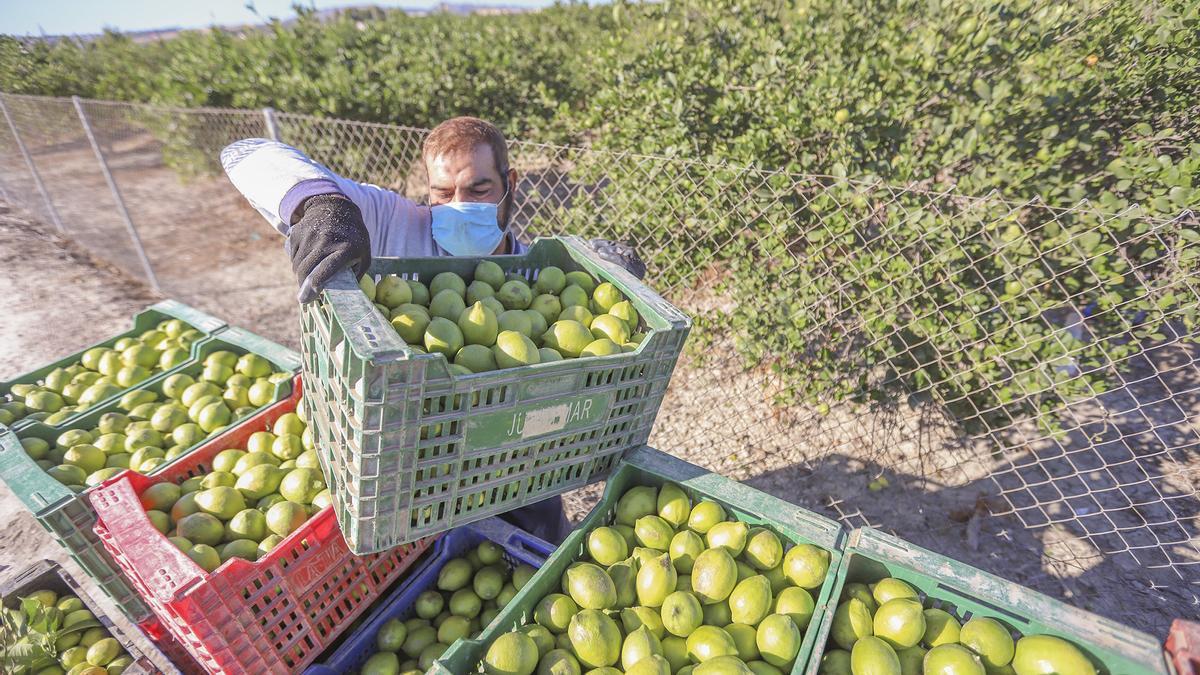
[{"left": 0, "top": 92, "right": 1196, "bottom": 630}]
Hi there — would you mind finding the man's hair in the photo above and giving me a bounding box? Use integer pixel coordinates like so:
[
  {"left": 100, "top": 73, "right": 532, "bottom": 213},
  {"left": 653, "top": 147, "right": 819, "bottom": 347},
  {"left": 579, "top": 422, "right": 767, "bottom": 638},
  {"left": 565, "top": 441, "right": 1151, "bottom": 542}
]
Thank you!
[{"left": 422, "top": 116, "right": 510, "bottom": 176}]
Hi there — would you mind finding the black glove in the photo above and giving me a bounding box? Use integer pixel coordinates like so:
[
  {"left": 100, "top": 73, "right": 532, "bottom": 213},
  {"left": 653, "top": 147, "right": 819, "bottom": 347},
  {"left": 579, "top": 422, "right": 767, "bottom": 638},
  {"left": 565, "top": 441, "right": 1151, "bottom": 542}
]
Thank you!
[
  {"left": 287, "top": 194, "right": 372, "bottom": 303},
  {"left": 588, "top": 238, "right": 647, "bottom": 280}
]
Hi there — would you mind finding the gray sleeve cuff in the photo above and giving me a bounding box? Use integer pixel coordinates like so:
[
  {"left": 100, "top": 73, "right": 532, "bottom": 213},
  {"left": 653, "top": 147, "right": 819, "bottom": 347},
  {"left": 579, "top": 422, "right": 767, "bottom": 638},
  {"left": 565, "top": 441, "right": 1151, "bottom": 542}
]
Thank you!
[{"left": 279, "top": 178, "right": 343, "bottom": 225}]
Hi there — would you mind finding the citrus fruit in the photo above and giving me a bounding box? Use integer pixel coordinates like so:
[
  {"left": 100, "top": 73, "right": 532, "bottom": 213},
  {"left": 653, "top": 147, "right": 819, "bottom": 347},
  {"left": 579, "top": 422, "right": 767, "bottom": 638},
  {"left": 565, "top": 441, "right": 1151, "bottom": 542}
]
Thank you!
[
  {"left": 425, "top": 317, "right": 465, "bottom": 357},
  {"left": 831, "top": 598, "right": 874, "bottom": 650},
  {"left": 376, "top": 275, "right": 413, "bottom": 308},
  {"left": 403, "top": 625, "right": 438, "bottom": 658},
  {"left": 694, "top": 655, "right": 755, "bottom": 674},
  {"left": 688, "top": 500, "right": 726, "bottom": 533},
  {"left": 438, "top": 558, "right": 473, "bottom": 590},
  {"left": 280, "top": 467, "right": 325, "bottom": 504},
  {"left": 455, "top": 344, "right": 497, "bottom": 373},
  {"left": 872, "top": 578, "right": 917, "bottom": 605},
  {"left": 821, "top": 649, "right": 853, "bottom": 675},
  {"left": 534, "top": 593, "right": 579, "bottom": 634},
  {"left": 688, "top": 625, "right": 739, "bottom": 663},
  {"left": 146, "top": 510, "right": 170, "bottom": 533},
  {"left": 634, "top": 515, "right": 673, "bottom": 549},
  {"left": 235, "top": 464, "right": 287, "bottom": 500},
  {"left": 616, "top": 485, "right": 658, "bottom": 526},
  {"left": 474, "top": 566, "right": 505, "bottom": 600},
  {"left": 498, "top": 309, "right": 534, "bottom": 337},
  {"left": 692, "top": 548, "right": 738, "bottom": 604},
  {"left": 924, "top": 609, "right": 961, "bottom": 647},
  {"left": 898, "top": 646, "right": 927, "bottom": 675},
  {"left": 670, "top": 530, "right": 705, "bottom": 573},
  {"left": 729, "top": 575, "right": 773, "bottom": 626},
  {"left": 474, "top": 261, "right": 506, "bottom": 289},
  {"left": 874, "top": 599, "right": 925, "bottom": 649},
  {"left": 220, "top": 539, "right": 260, "bottom": 562},
  {"left": 588, "top": 527, "right": 629, "bottom": 566},
  {"left": 707, "top": 522, "right": 749, "bottom": 556},
  {"left": 959, "top": 617, "right": 1015, "bottom": 670},
  {"left": 177, "top": 512, "right": 224, "bottom": 546},
  {"left": 925, "top": 644, "right": 986, "bottom": 675},
  {"left": 662, "top": 590, "right": 703, "bottom": 637},
  {"left": 392, "top": 305, "right": 432, "bottom": 344},
  {"left": 580, "top": 338, "right": 622, "bottom": 357},
  {"left": 566, "top": 562, "right": 618, "bottom": 610},
  {"left": 137, "top": 483, "right": 179, "bottom": 514},
  {"left": 622, "top": 624, "right": 663, "bottom": 670},
  {"left": 361, "top": 651, "right": 399, "bottom": 675},
  {"left": 609, "top": 301, "right": 639, "bottom": 331},
  {"left": 1011, "top": 635, "right": 1095, "bottom": 675},
  {"left": 782, "top": 544, "right": 829, "bottom": 589},
  {"left": 498, "top": 280, "right": 533, "bottom": 310},
  {"left": 852, "top": 635, "right": 901, "bottom": 675},
  {"left": 542, "top": 320, "right": 593, "bottom": 358},
  {"left": 459, "top": 301, "right": 499, "bottom": 346},
  {"left": 592, "top": 283, "right": 623, "bottom": 313},
  {"left": 429, "top": 271, "right": 467, "bottom": 299},
  {"left": 195, "top": 486, "right": 247, "bottom": 520},
  {"left": 64, "top": 445, "right": 105, "bottom": 474},
  {"left": 636, "top": 552, "right": 677, "bottom": 607},
  {"left": 774, "top": 586, "right": 815, "bottom": 630},
  {"left": 494, "top": 331, "right": 541, "bottom": 368},
  {"left": 559, "top": 304, "right": 593, "bottom": 326},
  {"left": 568, "top": 609, "right": 622, "bottom": 669},
  {"left": 483, "top": 631, "right": 539, "bottom": 675},
  {"left": 466, "top": 279, "right": 496, "bottom": 305},
  {"left": 743, "top": 528, "right": 783, "bottom": 570},
  {"left": 226, "top": 508, "right": 267, "bottom": 541},
  {"left": 258, "top": 534, "right": 284, "bottom": 555},
  {"left": 265, "top": 500, "right": 308, "bottom": 537},
  {"left": 187, "top": 544, "right": 222, "bottom": 572}
]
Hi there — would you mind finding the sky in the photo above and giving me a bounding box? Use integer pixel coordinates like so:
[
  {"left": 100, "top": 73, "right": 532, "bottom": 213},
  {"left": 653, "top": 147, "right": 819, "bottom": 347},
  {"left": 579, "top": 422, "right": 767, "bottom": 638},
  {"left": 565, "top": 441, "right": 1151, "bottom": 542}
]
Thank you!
[{"left": 0, "top": 0, "right": 559, "bottom": 36}]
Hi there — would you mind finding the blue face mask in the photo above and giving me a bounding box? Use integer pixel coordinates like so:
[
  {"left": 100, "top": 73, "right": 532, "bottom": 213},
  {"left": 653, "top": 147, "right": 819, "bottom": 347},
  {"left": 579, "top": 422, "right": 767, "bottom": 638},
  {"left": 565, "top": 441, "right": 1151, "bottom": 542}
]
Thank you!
[{"left": 430, "top": 183, "right": 510, "bottom": 256}]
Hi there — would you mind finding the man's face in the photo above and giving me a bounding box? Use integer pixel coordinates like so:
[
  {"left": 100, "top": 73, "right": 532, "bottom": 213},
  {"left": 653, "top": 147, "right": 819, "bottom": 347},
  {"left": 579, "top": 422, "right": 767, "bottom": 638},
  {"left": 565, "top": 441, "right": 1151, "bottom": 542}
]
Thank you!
[{"left": 427, "top": 144, "right": 506, "bottom": 207}]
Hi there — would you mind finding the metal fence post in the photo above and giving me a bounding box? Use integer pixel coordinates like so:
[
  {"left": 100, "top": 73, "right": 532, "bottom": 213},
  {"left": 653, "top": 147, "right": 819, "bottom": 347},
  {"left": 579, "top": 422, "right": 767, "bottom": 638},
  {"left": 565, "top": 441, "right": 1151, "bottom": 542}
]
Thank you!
[
  {"left": 263, "top": 107, "right": 281, "bottom": 141},
  {"left": 0, "top": 94, "right": 66, "bottom": 234},
  {"left": 72, "top": 96, "right": 162, "bottom": 292}
]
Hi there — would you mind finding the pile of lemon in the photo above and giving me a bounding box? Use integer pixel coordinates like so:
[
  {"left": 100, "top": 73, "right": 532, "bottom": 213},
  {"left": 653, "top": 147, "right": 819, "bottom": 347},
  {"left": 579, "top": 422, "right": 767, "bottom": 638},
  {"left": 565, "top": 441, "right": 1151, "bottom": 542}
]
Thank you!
[
  {"left": 128, "top": 403, "right": 327, "bottom": 572},
  {"left": 363, "top": 261, "right": 644, "bottom": 374},
  {"left": 482, "top": 483, "right": 831, "bottom": 675},
  {"left": 18, "top": 351, "right": 292, "bottom": 492},
  {"left": 821, "top": 575, "right": 1097, "bottom": 675},
  {"left": 1, "top": 318, "right": 204, "bottom": 427},
  {"left": 358, "top": 539, "right": 539, "bottom": 675}
]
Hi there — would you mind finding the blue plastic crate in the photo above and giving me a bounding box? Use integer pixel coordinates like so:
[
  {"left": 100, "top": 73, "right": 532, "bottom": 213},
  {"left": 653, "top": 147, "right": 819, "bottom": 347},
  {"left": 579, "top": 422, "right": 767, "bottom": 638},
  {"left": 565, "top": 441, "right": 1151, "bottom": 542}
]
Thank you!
[{"left": 305, "top": 517, "right": 554, "bottom": 675}]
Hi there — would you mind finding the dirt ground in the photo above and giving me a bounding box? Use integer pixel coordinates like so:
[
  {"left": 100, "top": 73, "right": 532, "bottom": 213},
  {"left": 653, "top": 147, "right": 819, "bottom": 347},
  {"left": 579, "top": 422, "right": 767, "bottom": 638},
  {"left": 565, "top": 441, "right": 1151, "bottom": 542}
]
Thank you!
[{"left": 0, "top": 120, "right": 1193, "bottom": 670}]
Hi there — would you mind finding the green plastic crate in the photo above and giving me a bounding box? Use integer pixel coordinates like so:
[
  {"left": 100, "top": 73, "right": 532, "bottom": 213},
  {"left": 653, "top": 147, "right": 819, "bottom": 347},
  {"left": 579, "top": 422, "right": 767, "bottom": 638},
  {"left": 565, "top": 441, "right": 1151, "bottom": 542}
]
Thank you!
[
  {"left": 1, "top": 300, "right": 228, "bottom": 432},
  {"left": 432, "top": 445, "right": 847, "bottom": 674},
  {"left": 0, "top": 327, "right": 299, "bottom": 622},
  {"left": 805, "top": 527, "right": 1169, "bottom": 675},
  {"left": 299, "top": 236, "right": 691, "bottom": 554}
]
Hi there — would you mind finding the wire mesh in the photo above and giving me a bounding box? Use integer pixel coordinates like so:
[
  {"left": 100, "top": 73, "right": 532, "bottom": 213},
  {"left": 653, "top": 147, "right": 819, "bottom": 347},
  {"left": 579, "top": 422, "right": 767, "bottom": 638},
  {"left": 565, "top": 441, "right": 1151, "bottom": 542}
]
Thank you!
[{"left": 1, "top": 95, "right": 1197, "bottom": 630}]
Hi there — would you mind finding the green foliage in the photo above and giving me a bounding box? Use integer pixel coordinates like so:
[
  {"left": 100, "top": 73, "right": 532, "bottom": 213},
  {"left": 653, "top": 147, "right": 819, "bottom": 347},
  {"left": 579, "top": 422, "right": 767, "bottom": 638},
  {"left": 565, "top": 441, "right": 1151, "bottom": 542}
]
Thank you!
[{"left": 1, "top": 596, "right": 103, "bottom": 674}]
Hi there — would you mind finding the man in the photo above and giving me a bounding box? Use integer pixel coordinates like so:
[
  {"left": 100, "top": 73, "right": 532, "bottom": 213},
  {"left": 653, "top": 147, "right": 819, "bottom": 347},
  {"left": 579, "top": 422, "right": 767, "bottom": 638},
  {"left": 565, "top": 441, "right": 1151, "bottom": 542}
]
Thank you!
[{"left": 221, "top": 116, "right": 641, "bottom": 543}]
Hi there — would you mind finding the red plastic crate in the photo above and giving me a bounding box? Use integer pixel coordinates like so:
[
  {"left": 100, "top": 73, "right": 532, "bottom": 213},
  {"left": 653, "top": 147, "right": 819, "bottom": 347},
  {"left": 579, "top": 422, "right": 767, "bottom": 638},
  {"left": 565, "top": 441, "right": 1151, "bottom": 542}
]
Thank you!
[
  {"left": 1168, "top": 619, "right": 1200, "bottom": 675},
  {"left": 90, "top": 377, "right": 436, "bottom": 674},
  {"left": 136, "top": 615, "right": 204, "bottom": 675}
]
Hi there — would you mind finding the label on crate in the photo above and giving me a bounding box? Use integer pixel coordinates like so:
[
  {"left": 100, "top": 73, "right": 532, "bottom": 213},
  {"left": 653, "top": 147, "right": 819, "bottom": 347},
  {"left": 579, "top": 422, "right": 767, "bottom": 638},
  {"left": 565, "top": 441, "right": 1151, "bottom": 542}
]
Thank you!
[{"left": 467, "top": 391, "right": 615, "bottom": 444}]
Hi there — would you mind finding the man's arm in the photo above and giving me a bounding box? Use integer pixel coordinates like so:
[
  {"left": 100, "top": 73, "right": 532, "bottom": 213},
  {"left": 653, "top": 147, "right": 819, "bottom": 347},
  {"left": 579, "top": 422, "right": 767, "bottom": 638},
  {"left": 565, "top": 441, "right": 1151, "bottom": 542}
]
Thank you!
[{"left": 220, "top": 139, "right": 427, "bottom": 300}]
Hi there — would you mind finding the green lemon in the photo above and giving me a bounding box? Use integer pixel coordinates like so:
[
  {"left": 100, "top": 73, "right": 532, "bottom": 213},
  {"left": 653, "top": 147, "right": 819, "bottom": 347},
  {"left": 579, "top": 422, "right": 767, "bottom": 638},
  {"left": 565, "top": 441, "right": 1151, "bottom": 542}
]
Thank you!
[
  {"left": 542, "top": 320, "right": 593, "bottom": 358},
  {"left": 669, "top": 530, "right": 704, "bottom": 574},
  {"left": 392, "top": 304, "right": 432, "bottom": 344},
  {"left": 187, "top": 544, "right": 222, "bottom": 572},
  {"left": 707, "top": 521, "right": 750, "bottom": 556},
  {"left": 566, "top": 562, "right": 618, "bottom": 610},
  {"left": 831, "top": 598, "right": 874, "bottom": 650},
  {"left": 635, "top": 552, "right": 677, "bottom": 608},
  {"left": 226, "top": 508, "right": 267, "bottom": 541},
  {"left": 484, "top": 631, "right": 539, "bottom": 675},
  {"left": 265, "top": 500, "right": 308, "bottom": 537},
  {"left": 688, "top": 500, "right": 726, "bottom": 533},
  {"left": 235, "top": 464, "right": 287, "bottom": 500},
  {"left": 567, "top": 609, "right": 621, "bottom": 669},
  {"left": 687, "top": 625, "right": 739, "bottom": 663},
  {"left": 634, "top": 515, "right": 674, "bottom": 549},
  {"left": 616, "top": 485, "right": 658, "bottom": 525},
  {"left": 959, "top": 617, "right": 1015, "bottom": 670},
  {"left": 493, "top": 331, "right": 542, "bottom": 368},
  {"left": 279, "top": 467, "right": 325, "bottom": 504},
  {"left": 923, "top": 609, "right": 961, "bottom": 647},
  {"left": 925, "top": 644, "right": 986, "bottom": 675},
  {"left": 872, "top": 578, "right": 918, "bottom": 605},
  {"left": 195, "top": 486, "right": 247, "bottom": 520},
  {"left": 725, "top": 623, "right": 760, "bottom": 662},
  {"left": 852, "top": 636, "right": 901, "bottom": 675},
  {"left": 425, "top": 317, "right": 465, "bottom": 357},
  {"left": 458, "top": 301, "right": 499, "bottom": 346},
  {"left": 774, "top": 586, "right": 815, "bottom": 630},
  {"left": 580, "top": 338, "right": 622, "bottom": 357},
  {"left": 588, "top": 526, "right": 629, "bottom": 566},
  {"left": 661, "top": 591, "right": 703, "bottom": 637},
  {"left": 220, "top": 539, "right": 260, "bottom": 562},
  {"left": 692, "top": 548, "right": 738, "bottom": 604},
  {"left": 455, "top": 344, "right": 497, "bottom": 373},
  {"left": 622, "top": 625, "right": 663, "bottom": 671},
  {"left": 729, "top": 575, "right": 773, "bottom": 626},
  {"left": 534, "top": 593, "right": 579, "bottom": 634},
  {"left": 1011, "top": 635, "right": 1095, "bottom": 675},
  {"left": 873, "top": 599, "right": 925, "bottom": 649},
  {"left": 898, "top": 646, "right": 927, "bottom": 675},
  {"left": 782, "top": 544, "right": 829, "bottom": 589},
  {"left": 498, "top": 309, "right": 534, "bottom": 337},
  {"left": 820, "top": 649, "right": 853, "bottom": 675},
  {"left": 177, "top": 512, "right": 224, "bottom": 546}
]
